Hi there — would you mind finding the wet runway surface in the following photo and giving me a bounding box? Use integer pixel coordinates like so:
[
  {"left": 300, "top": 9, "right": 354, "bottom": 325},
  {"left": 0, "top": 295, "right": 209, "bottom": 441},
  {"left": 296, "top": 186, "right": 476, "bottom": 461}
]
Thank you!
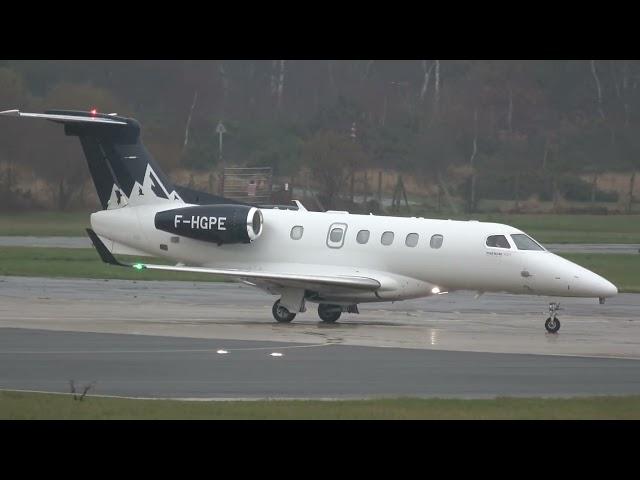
[
  {"left": 1, "top": 276, "right": 639, "bottom": 398},
  {"left": 1, "top": 328, "right": 639, "bottom": 399},
  {"left": 1, "top": 276, "right": 639, "bottom": 357}
]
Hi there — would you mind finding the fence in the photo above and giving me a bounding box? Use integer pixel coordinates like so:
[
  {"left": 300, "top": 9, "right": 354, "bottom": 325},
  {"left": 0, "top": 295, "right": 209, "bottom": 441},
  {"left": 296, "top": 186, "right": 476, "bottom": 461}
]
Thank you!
[{"left": 221, "top": 167, "right": 273, "bottom": 203}]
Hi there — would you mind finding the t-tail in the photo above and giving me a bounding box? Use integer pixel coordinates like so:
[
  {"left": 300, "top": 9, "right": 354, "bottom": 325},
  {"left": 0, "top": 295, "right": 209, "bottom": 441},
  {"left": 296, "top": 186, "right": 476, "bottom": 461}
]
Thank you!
[{"left": 0, "top": 108, "right": 244, "bottom": 209}]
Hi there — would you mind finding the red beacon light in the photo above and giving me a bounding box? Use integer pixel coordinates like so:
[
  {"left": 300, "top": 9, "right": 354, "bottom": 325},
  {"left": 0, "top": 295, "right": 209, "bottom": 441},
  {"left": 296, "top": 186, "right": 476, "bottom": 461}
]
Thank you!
[{"left": 90, "top": 108, "right": 98, "bottom": 116}]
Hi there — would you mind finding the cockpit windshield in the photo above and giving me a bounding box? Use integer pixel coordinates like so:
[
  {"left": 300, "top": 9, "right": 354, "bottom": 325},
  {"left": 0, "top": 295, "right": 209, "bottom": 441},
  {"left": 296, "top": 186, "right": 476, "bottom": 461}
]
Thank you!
[
  {"left": 486, "top": 235, "right": 511, "bottom": 249},
  {"left": 511, "top": 234, "right": 545, "bottom": 251}
]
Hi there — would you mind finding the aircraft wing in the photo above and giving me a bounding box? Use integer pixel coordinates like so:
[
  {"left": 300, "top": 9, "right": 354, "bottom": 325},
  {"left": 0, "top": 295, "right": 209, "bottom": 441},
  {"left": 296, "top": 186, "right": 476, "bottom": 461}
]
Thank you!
[
  {"left": 131, "top": 263, "right": 379, "bottom": 290},
  {"left": 86, "top": 229, "right": 380, "bottom": 291}
]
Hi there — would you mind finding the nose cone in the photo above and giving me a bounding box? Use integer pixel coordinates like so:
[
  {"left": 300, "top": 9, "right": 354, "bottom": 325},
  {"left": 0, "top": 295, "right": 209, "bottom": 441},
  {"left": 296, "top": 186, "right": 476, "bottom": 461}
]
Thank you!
[
  {"left": 571, "top": 266, "right": 618, "bottom": 298},
  {"left": 544, "top": 253, "right": 618, "bottom": 298},
  {"left": 591, "top": 275, "right": 618, "bottom": 298}
]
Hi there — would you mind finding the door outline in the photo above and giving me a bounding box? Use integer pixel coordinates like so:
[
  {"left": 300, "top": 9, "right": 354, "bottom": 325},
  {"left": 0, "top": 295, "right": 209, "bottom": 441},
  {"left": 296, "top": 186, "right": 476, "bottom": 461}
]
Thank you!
[{"left": 326, "top": 222, "right": 348, "bottom": 249}]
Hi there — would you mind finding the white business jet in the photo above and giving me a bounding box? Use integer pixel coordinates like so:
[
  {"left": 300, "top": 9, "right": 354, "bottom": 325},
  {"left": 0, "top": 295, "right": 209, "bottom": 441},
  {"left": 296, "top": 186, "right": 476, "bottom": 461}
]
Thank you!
[{"left": 0, "top": 109, "right": 618, "bottom": 333}]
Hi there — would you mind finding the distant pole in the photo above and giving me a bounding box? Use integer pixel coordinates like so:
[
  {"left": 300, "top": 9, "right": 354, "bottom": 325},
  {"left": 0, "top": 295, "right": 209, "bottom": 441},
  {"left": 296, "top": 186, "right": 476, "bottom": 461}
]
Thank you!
[
  {"left": 350, "top": 122, "right": 357, "bottom": 203},
  {"left": 216, "top": 121, "right": 226, "bottom": 165},
  {"left": 363, "top": 170, "right": 368, "bottom": 203}
]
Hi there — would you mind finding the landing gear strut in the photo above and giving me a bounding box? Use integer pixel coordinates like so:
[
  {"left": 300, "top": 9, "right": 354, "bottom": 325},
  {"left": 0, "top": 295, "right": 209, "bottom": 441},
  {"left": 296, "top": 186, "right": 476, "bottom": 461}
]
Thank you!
[
  {"left": 272, "top": 299, "right": 296, "bottom": 323},
  {"left": 545, "top": 302, "right": 561, "bottom": 334},
  {"left": 318, "top": 304, "right": 342, "bottom": 323}
]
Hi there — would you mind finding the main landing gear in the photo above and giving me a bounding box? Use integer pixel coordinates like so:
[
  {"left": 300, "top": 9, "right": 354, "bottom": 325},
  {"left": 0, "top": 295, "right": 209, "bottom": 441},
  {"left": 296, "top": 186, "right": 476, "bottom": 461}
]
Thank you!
[
  {"left": 272, "top": 299, "right": 296, "bottom": 323},
  {"left": 271, "top": 300, "right": 358, "bottom": 324},
  {"left": 317, "top": 304, "right": 342, "bottom": 323},
  {"left": 545, "top": 302, "right": 561, "bottom": 334}
]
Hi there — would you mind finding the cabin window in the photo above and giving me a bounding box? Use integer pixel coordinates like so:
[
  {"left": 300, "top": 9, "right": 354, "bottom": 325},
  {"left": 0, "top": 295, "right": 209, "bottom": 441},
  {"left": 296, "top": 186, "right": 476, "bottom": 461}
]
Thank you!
[
  {"left": 330, "top": 228, "right": 344, "bottom": 243},
  {"left": 356, "top": 230, "right": 370, "bottom": 244},
  {"left": 511, "top": 234, "right": 544, "bottom": 251},
  {"left": 290, "top": 225, "right": 304, "bottom": 240},
  {"left": 430, "top": 234, "right": 443, "bottom": 249},
  {"left": 381, "top": 231, "right": 394, "bottom": 246},
  {"left": 405, "top": 233, "right": 419, "bottom": 247},
  {"left": 326, "top": 223, "right": 348, "bottom": 248},
  {"left": 486, "top": 235, "right": 511, "bottom": 249}
]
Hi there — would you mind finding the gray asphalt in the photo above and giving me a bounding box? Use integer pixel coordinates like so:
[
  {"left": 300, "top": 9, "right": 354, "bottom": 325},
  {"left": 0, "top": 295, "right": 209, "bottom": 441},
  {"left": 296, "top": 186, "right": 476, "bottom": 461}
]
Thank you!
[
  {"left": 1, "top": 328, "right": 639, "bottom": 399},
  {"left": 2, "top": 276, "right": 640, "bottom": 359},
  {"left": 1, "top": 236, "right": 639, "bottom": 254},
  {"left": 0, "top": 236, "right": 91, "bottom": 249}
]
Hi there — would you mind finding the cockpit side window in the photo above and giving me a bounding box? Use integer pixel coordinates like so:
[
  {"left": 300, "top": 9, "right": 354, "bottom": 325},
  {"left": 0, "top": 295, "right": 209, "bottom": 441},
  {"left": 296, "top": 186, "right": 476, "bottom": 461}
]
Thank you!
[
  {"left": 511, "top": 234, "right": 545, "bottom": 251},
  {"left": 486, "top": 234, "right": 511, "bottom": 249}
]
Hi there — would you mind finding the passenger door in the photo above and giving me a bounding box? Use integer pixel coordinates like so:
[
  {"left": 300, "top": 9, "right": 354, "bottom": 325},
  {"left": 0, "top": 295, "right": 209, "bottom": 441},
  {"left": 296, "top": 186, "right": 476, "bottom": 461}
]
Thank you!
[{"left": 326, "top": 223, "right": 348, "bottom": 249}]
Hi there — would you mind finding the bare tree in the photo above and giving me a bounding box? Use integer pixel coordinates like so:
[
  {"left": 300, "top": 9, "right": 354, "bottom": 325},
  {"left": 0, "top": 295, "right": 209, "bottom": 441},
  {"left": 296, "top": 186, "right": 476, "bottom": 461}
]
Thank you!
[
  {"left": 277, "top": 60, "right": 286, "bottom": 111},
  {"left": 327, "top": 60, "right": 335, "bottom": 90},
  {"left": 507, "top": 84, "right": 514, "bottom": 133},
  {"left": 419, "top": 60, "right": 434, "bottom": 103},
  {"left": 622, "top": 61, "right": 631, "bottom": 126},
  {"left": 270, "top": 60, "right": 278, "bottom": 96},
  {"left": 303, "top": 131, "right": 367, "bottom": 209},
  {"left": 468, "top": 109, "right": 479, "bottom": 212},
  {"left": 542, "top": 138, "right": 550, "bottom": 171},
  {"left": 434, "top": 60, "right": 441, "bottom": 115},
  {"left": 628, "top": 171, "right": 636, "bottom": 213},
  {"left": 183, "top": 90, "right": 198, "bottom": 152},
  {"left": 219, "top": 62, "right": 229, "bottom": 105},
  {"left": 69, "top": 379, "right": 95, "bottom": 401},
  {"left": 80, "top": 382, "right": 95, "bottom": 401},
  {"left": 362, "top": 60, "right": 374, "bottom": 82},
  {"left": 590, "top": 60, "right": 606, "bottom": 121}
]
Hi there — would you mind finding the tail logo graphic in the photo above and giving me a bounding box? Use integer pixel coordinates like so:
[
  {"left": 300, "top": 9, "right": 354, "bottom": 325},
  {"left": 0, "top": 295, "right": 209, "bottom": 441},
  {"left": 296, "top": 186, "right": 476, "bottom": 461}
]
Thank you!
[
  {"left": 126, "top": 164, "right": 183, "bottom": 207},
  {"left": 107, "top": 185, "right": 129, "bottom": 209}
]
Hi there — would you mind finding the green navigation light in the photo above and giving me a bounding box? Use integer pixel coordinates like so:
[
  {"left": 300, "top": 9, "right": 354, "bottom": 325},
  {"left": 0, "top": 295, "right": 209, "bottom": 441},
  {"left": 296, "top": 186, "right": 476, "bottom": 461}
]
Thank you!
[{"left": 133, "top": 263, "right": 145, "bottom": 270}]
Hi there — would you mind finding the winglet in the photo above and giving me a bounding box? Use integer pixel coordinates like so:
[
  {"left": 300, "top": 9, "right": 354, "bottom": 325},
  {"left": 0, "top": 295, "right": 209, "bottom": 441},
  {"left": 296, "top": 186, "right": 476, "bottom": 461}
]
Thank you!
[{"left": 86, "top": 228, "right": 128, "bottom": 267}]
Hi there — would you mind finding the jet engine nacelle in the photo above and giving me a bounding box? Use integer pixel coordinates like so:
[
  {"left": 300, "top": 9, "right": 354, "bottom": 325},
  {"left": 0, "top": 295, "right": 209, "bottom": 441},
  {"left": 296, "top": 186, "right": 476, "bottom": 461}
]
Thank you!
[{"left": 155, "top": 204, "right": 263, "bottom": 245}]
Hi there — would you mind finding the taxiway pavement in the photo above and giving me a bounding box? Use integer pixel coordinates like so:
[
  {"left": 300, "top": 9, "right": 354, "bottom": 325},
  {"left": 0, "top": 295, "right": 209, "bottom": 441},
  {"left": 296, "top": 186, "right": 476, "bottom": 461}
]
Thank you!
[
  {"left": 1, "top": 276, "right": 639, "bottom": 398},
  {"left": 1, "top": 328, "right": 639, "bottom": 399}
]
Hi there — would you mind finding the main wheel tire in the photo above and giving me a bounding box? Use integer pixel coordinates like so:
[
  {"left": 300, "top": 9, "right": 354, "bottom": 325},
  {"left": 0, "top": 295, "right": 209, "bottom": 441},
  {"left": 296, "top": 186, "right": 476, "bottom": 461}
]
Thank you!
[
  {"left": 318, "top": 304, "right": 342, "bottom": 323},
  {"left": 272, "top": 299, "right": 296, "bottom": 323},
  {"left": 545, "top": 316, "right": 560, "bottom": 333}
]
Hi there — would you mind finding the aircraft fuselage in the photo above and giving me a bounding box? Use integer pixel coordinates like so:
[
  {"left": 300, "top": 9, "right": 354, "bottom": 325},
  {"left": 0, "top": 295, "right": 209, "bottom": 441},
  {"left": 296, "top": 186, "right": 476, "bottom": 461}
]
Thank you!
[{"left": 91, "top": 205, "right": 618, "bottom": 304}]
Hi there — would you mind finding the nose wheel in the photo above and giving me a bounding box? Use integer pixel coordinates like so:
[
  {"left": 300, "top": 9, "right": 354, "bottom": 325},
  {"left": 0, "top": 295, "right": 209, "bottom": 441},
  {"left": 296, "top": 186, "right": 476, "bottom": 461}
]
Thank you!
[{"left": 545, "top": 302, "right": 561, "bottom": 333}]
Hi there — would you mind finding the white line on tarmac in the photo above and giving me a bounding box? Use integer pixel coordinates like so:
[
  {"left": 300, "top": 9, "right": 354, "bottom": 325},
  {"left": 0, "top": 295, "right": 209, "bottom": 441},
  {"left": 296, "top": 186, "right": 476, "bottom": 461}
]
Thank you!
[
  {"left": 0, "top": 342, "right": 639, "bottom": 361},
  {"left": 0, "top": 342, "right": 336, "bottom": 355}
]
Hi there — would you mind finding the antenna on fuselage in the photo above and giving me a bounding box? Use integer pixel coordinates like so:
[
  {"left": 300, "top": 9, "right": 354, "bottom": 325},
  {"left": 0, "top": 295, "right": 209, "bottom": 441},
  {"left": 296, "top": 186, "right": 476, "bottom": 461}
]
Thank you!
[{"left": 293, "top": 200, "right": 307, "bottom": 211}]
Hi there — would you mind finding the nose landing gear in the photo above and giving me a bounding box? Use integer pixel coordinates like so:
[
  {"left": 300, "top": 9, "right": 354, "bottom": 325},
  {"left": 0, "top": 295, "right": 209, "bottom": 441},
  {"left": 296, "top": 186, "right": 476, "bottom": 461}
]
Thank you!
[{"left": 545, "top": 302, "right": 561, "bottom": 333}]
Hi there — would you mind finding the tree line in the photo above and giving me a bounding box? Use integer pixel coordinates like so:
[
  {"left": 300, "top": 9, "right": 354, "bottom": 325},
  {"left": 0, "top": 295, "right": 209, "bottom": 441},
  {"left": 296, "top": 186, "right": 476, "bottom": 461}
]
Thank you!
[{"left": 0, "top": 60, "right": 639, "bottom": 211}]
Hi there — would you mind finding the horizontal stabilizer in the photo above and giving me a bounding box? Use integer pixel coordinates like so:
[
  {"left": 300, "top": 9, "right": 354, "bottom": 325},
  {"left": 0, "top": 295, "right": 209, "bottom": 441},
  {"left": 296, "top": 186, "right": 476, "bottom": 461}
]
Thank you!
[
  {"left": 1, "top": 108, "right": 185, "bottom": 210},
  {"left": 0, "top": 109, "right": 127, "bottom": 125}
]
